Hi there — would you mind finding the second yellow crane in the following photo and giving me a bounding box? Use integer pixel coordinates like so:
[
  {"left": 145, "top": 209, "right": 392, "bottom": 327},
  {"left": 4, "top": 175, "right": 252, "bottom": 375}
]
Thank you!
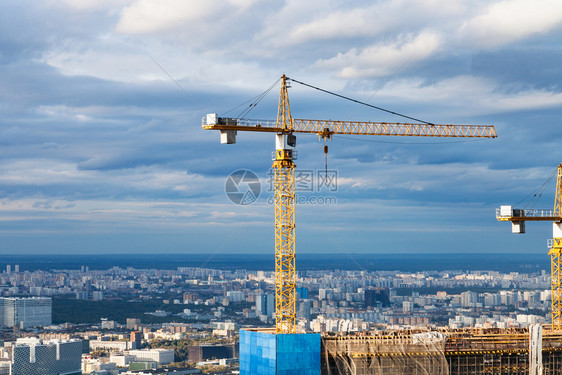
[
  {"left": 204, "top": 75, "right": 497, "bottom": 334},
  {"left": 497, "top": 164, "right": 562, "bottom": 330}
]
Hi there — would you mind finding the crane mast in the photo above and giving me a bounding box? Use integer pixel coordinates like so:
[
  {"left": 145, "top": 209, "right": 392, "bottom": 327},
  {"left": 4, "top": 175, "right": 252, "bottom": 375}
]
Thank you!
[
  {"left": 204, "top": 75, "right": 497, "bottom": 334},
  {"left": 551, "top": 165, "right": 562, "bottom": 329},
  {"left": 273, "top": 76, "right": 297, "bottom": 333}
]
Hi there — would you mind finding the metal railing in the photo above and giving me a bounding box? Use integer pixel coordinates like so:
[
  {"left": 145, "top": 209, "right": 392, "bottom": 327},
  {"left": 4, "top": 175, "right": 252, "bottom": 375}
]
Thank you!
[
  {"left": 202, "top": 116, "right": 278, "bottom": 128},
  {"left": 496, "top": 208, "right": 555, "bottom": 218},
  {"left": 520, "top": 209, "right": 555, "bottom": 217}
]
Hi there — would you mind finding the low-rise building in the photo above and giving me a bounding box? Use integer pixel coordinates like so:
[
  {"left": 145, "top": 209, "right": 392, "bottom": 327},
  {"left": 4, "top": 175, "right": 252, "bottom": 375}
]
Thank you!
[{"left": 127, "top": 348, "right": 174, "bottom": 365}]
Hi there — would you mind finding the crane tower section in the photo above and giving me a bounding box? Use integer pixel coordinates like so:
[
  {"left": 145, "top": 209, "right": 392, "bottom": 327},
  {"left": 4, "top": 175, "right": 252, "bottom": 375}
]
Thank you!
[{"left": 272, "top": 77, "right": 297, "bottom": 333}]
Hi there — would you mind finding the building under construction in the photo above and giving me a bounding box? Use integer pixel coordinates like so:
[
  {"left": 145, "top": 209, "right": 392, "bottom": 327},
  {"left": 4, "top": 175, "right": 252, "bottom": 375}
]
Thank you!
[{"left": 321, "top": 325, "right": 562, "bottom": 374}]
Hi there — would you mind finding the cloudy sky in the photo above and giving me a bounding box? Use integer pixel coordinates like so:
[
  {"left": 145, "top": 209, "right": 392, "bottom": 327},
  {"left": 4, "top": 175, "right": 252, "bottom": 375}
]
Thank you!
[{"left": 1, "top": 0, "right": 562, "bottom": 256}]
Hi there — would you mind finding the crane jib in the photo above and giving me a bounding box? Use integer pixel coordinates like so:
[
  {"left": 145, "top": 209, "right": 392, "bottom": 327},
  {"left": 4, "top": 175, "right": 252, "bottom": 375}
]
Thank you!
[{"left": 202, "top": 116, "right": 497, "bottom": 138}]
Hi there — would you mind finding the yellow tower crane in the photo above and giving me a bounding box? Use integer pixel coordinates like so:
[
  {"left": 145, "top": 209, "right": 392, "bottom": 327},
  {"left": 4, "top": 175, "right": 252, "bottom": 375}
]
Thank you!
[
  {"left": 203, "top": 75, "right": 497, "bottom": 334},
  {"left": 496, "top": 164, "right": 562, "bottom": 330}
]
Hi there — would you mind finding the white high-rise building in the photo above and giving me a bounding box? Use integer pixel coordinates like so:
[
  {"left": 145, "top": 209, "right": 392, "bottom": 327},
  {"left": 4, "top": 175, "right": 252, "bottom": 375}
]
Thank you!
[
  {"left": 461, "top": 291, "right": 478, "bottom": 308},
  {"left": 0, "top": 297, "right": 52, "bottom": 329},
  {"left": 402, "top": 301, "right": 414, "bottom": 314},
  {"left": 226, "top": 291, "right": 245, "bottom": 302}
]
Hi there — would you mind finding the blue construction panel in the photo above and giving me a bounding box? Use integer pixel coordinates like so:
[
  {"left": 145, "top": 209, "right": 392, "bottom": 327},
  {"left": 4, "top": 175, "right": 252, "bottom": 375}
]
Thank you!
[
  {"left": 240, "top": 330, "right": 276, "bottom": 375},
  {"left": 277, "top": 333, "right": 321, "bottom": 375},
  {"left": 239, "top": 329, "right": 320, "bottom": 375}
]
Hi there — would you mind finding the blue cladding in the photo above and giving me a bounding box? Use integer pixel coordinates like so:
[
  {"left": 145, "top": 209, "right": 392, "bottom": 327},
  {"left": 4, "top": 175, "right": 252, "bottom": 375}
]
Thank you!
[
  {"left": 239, "top": 329, "right": 320, "bottom": 375},
  {"left": 277, "top": 333, "right": 321, "bottom": 375},
  {"left": 240, "top": 330, "right": 276, "bottom": 375},
  {"left": 296, "top": 287, "right": 309, "bottom": 299}
]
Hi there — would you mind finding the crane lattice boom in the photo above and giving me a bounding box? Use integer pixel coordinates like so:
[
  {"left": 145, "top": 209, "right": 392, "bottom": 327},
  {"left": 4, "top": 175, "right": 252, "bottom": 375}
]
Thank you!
[{"left": 202, "top": 117, "right": 497, "bottom": 139}]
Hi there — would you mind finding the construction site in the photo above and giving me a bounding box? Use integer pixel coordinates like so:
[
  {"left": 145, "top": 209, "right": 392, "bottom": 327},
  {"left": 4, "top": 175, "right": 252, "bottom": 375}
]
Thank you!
[
  {"left": 205, "top": 76, "right": 562, "bottom": 374},
  {"left": 315, "top": 165, "right": 562, "bottom": 375},
  {"left": 321, "top": 326, "right": 560, "bottom": 374}
]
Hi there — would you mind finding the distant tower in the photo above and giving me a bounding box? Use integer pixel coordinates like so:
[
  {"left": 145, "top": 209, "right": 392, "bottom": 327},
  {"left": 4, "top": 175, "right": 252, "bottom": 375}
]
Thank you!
[
  {"left": 461, "top": 291, "right": 478, "bottom": 308},
  {"left": 256, "top": 294, "right": 267, "bottom": 316},
  {"left": 14, "top": 265, "right": 19, "bottom": 273},
  {"left": 403, "top": 301, "right": 414, "bottom": 314},
  {"left": 131, "top": 331, "right": 142, "bottom": 349},
  {"left": 127, "top": 318, "right": 141, "bottom": 330},
  {"left": 256, "top": 294, "right": 275, "bottom": 317},
  {"left": 296, "top": 287, "right": 309, "bottom": 299},
  {"left": 92, "top": 291, "right": 103, "bottom": 301},
  {"left": 365, "top": 288, "right": 390, "bottom": 308},
  {"left": 6, "top": 265, "right": 11, "bottom": 274}
]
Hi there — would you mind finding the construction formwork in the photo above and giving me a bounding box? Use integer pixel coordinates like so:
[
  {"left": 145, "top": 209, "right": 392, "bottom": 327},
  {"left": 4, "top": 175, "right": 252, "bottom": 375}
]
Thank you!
[{"left": 322, "top": 326, "right": 562, "bottom": 375}]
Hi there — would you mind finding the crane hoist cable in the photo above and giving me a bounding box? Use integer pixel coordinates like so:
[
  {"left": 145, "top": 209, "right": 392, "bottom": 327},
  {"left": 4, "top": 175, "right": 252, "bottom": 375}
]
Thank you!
[{"left": 323, "top": 144, "right": 328, "bottom": 176}]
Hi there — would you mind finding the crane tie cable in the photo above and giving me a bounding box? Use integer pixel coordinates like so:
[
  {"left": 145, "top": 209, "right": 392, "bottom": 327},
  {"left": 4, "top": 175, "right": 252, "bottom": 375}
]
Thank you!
[
  {"left": 148, "top": 53, "right": 207, "bottom": 113},
  {"left": 287, "top": 77, "right": 435, "bottom": 125},
  {"left": 222, "top": 78, "right": 280, "bottom": 119},
  {"left": 237, "top": 79, "right": 279, "bottom": 119},
  {"left": 516, "top": 167, "right": 557, "bottom": 208}
]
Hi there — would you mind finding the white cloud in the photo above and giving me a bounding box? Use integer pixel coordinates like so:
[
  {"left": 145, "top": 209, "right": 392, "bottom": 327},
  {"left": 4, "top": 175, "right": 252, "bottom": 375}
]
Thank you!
[
  {"left": 286, "top": 7, "right": 381, "bottom": 45},
  {"left": 229, "top": 0, "right": 262, "bottom": 10},
  {"left": 116, "top": 0, "right": 231, "bottom": 34},
  {"left": 40, "top": 43, "right": 158, "bottom": 83},
  {"left": 40, "top": 34, "right": 273, "bottom": 88},
  {"left": 52, "top": 0, "right": 130, "bottom": 12},
  {"left": 259, "top": 0, "right": 467, "bottom": 48},
  {"left": 491, "top": 90, "right": 562, "bottom": 111},
  {"left": 460, "top": 0, "right": 562, "bottom": 47},
  {"left": 316, "top": 32, "right": 442, "bottom": 78},
  {"left": 366, "top": 75, "right": 562, "bottom": 116}
]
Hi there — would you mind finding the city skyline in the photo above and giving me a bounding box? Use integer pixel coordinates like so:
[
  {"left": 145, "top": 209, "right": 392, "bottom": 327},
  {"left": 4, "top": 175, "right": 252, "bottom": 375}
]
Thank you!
[{"left": 1, "top": 1, "right": 562, "bottom": 254}]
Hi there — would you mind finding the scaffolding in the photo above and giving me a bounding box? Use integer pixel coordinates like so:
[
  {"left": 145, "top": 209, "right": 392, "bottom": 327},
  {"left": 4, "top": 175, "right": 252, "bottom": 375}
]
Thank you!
[{"left": 322, "top": 326, "right": 562, "bottom": 374}]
